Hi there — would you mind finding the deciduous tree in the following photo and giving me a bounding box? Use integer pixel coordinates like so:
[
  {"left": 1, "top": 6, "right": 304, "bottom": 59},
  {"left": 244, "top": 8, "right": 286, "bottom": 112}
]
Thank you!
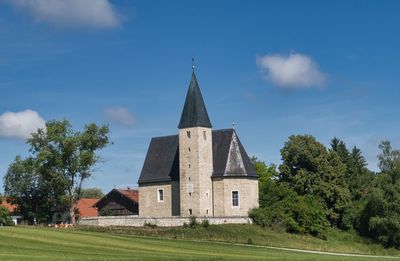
[
  {"left": 4, "top": 120, "right": 110, "bottom": 225},
  {"left": 28, "top": 120, "right": 110, "bottom": 224},
  {"left": 4, "top": 156, "right": 56, "bottom": 223},
  {"left": 279, "top": 135, "right": 350, "bottom": 226}
]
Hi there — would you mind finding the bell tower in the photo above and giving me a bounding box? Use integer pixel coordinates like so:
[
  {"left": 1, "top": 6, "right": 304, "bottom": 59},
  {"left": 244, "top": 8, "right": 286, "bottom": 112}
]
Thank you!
[{"left": 178, "top": 65, "right": 213, "bottom": 217}]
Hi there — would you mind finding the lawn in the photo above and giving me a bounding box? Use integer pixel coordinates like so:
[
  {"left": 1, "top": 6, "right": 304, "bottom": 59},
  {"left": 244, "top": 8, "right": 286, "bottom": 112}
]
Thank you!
[
  {"left": 78, "top": 224, "right": 400, "bottom": 257},
  {"left": 0, "top": 226, "right": 397, "bottom": 261}
]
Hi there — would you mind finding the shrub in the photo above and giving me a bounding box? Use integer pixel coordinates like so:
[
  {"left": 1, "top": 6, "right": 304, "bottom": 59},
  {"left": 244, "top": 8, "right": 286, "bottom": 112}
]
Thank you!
[
  {"left": 189, "top": 216, "right": 199, "bottom": 228},
  {"left": 0, "top": 206, "right": 14, "bottom": 226},
  {"left": 250, "top": 183, "right": 328, "bottom": 239},
  {"left": 201, "top": 219, "right": 209, "bottom": 228},
  {"left": 249, "top": 208, "right": 275, "bottom": 228},
  {"left": 285, "top": 195, "right": 328, "bottom": 239}
]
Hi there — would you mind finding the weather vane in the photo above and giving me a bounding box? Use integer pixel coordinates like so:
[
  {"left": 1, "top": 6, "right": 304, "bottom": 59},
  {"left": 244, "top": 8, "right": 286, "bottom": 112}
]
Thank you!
[{"left": 192, "top": 57, "right": 195, "bottom": 71}]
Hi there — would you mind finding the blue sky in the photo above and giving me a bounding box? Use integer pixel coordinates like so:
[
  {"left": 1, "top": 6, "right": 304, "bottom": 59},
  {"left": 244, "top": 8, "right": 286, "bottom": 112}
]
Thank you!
[{"left": 0, "top": 0, "right": 399, "bottom": 193}]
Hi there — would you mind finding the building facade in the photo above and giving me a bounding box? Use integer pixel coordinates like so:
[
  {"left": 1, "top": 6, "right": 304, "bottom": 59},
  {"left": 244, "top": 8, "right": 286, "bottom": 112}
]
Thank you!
[
  {"left": 94, "top": 189, "right": 139, "bottom": 216},
  {"left": 138, "top": 69, "right": 258, "bottom": 217}
]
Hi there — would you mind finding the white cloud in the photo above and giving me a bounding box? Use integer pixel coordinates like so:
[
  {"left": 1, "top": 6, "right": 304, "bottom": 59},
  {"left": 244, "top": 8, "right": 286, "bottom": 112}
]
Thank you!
[
  {"left": 7, "top": 0, "right": 120, "bottom": 29},
  {"left": 257, "top": 53, "right": 326, "bottom": 89},
  {"left": 0, "top": 110, "right": 46, "bottom": 139},
  {"left": 105, "top": 106, "right": 135, "bottom": 127}
]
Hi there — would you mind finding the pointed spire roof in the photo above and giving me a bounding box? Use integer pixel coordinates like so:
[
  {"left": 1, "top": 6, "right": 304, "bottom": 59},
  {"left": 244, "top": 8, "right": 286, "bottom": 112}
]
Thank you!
[{"left": 178, "top": 71, "right": 212, "bottom": 129}]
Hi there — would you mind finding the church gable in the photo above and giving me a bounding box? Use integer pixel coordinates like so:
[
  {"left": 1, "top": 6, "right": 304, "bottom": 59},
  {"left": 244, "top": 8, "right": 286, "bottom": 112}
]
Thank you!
[
  {"left": 225, "top": 131, "right": 246, "bottom": 175},
  {"left": 211, "top": 129, "right": 258, "bottom": 178}
]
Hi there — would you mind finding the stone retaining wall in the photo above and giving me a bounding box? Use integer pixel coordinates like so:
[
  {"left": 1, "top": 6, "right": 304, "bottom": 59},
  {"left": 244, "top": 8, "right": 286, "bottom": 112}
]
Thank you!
[{"left": 78, "top": 216, "right": 251, "bottom": 227}]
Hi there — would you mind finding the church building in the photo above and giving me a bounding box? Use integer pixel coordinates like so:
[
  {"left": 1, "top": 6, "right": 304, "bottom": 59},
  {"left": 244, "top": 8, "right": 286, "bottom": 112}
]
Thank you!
[{"left": 138, "top": 67, "right": 259, "bottom": 217}]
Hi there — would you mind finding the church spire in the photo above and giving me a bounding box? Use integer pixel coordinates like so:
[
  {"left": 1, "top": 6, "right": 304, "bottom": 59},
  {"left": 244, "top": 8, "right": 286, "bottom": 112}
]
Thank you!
[{"left": 178, "top": 65, "right": 212, "bottom": 129}]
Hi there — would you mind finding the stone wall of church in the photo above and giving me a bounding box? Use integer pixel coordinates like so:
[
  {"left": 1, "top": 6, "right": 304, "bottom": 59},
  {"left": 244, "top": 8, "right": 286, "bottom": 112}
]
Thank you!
[
  {"left": 79, "top": 216, "right": 252, "bottom": 227},
  {"left": 212, "top": 177, "right": 259, "bottom": 216},
  {"left": 212, "top": 178, "right": 225, "bottom": 216},
  {"left": 179, "top": 127, "right": 213, "bottom": 217},
  {"left": 139, "top": 182, "right": 172, "bottom": 217}
]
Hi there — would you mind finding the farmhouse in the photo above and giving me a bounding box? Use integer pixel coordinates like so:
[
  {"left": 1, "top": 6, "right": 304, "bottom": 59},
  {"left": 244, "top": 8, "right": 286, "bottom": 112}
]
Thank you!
[
  {"left": 94, "top": 188, "right": 139, "bottom": 216},
  {"left": 138, "top": 68, "right": 259, "bottom": 217}
]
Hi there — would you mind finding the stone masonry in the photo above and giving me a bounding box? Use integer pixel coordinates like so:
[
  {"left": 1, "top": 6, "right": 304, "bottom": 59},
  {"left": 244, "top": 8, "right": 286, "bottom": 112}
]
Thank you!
[{"left": 179, "top": 127, "right": 213, "bottom": 217}]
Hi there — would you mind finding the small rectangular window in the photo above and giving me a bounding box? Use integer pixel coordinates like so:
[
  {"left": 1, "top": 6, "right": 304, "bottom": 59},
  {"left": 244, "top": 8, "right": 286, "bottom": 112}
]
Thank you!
[
  {"left": 203, "top": 131, "right": 206, "bottom": 140},
  {"left": 189, "top": 209, "right": 192, "bottom": 215},
  {"left": 158, "top": 189, "right": 164, "bottom": 202},
  {"left": 232, "top": 191, "right": 239, "bottom": 207},
  {"left": 187, "top": 131, "right": 191, "bottom": 138}
]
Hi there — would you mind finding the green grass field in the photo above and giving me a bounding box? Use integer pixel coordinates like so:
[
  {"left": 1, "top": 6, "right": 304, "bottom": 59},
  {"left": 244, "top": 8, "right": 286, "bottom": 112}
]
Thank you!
[
  {"left": 78, "top": 224, "right": 400, "bottom": 257},
  {"left": 0, "top": 226, "right": 399, "bottom": 261}
]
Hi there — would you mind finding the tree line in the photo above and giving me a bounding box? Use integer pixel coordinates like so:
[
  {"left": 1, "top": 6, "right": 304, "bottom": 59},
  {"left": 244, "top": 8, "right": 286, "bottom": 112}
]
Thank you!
[{"left": 250, "top": 135, "right": 400, "bottom": 248}]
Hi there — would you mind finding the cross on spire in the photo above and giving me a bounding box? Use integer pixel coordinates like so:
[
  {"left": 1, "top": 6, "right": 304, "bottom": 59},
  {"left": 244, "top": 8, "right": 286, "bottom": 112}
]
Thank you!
[{"left": 192, "top": 57, "right": 195, "bottom": 71}]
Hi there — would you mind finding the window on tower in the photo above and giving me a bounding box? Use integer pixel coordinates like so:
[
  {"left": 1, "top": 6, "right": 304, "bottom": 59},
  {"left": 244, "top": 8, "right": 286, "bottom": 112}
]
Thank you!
[
  {"left": 187, "top": 131, "right": 191, "bottom": 138},
  {"left": 203, "top": 131, "right": 206, "bottom": 140}
]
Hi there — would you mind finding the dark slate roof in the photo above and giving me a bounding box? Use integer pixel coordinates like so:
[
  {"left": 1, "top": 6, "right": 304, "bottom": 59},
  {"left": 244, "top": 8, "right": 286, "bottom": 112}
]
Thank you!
[
  {"left": 178, "top": 71, "right": 212, "bottom": 129},
  {"left": 138, "top": 129, "right": 257, "bottom": 185},
  {"left": 138, "top": 135, "right": 179, "bottom": 184}
]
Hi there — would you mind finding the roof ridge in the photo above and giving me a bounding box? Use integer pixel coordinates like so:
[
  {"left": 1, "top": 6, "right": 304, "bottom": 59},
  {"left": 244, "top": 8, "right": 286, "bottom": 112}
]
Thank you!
[
  {"left": 212, "top": 128, "right": 234, "bottom": 132},
  {"left": 151, "top": 134, "right": 178, "bottom": 140}
]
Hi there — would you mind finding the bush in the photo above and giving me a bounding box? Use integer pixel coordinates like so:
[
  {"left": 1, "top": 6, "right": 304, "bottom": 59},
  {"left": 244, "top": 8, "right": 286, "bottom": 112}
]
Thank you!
[
  {"left": 0, "top": 206, "right": 14, "bottom": 226},
  {"left": 201, "top": 219, "right": 209, "bottom": 228},
  {"left": 249, "top": 208, "right": 275, "bottom": 228},
  {"left": 250, "top": 183, "right": 328, "bottom": 239},
  {"left": 189, "top": 216, "right": 199, "bottom": 228},
  {"left": 286, "top": 195, "right": 328, "bottom": 239}
]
